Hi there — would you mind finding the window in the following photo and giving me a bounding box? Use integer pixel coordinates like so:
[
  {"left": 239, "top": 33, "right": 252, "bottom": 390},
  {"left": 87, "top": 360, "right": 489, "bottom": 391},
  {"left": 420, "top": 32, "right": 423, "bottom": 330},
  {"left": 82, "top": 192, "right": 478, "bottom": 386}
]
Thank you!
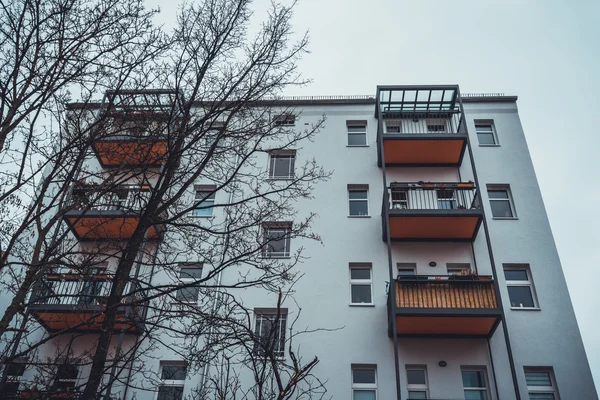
[
  {"left": 475, "top": 121, "right": 497, "bottom": 145},
  {"left": 54, "top": 364, "right": 79, "bottom": 392},
  {"left": 461, "top": 368, "right": 490, "bottom": 400},
  {"left": 262, "top": 222, "right": 292, "bottom": 258},
  {"left": 447, "top": 263, "right": 472, "bottom": 275},
  {"left": 504, "top": 265, "right": 538, "bottom": 309},
  {"left": 351, "top": 365, "right": 377, "bottom": 400},
  {"left": 391, "top": 190, "right": 408, "bottom": 210},
  {"left": 273, "top": 113, "right": 295, "bottom": 126},
  {"left": 204, "top": 122, "right": 227, "bottom": 148},
  {"left": 268, "top": 151, "right": 296, "bottom": 179},
  {"left": 385, "top": 120, "right": 401, "bottom": 133},
  {"left": 157, "top": 362, "right": 187, "bottom": 400},
  {"left": 192, "top": 185, "right": 216, "bottom": 217},
  {"left": 525, "top": 368, "right": 559, "bottom": 399},
  {"left": 348, "top": 185, "right": 369, "bottom": 216},
  {"left": 350, "top": 264, "right": 373, "bottom": 305},
  {"left": 436, "top": 189, "right": 457, "bottom": 209},
  {"left": 397, "top": 263, "right": 416, "bottom": 278},
  {"left": 487, "top": 186, "right": 516, "bottom": 218},
  {"left": 254, "top": 310, "right": 287, "bottom": 358},
  {"left": 406, "top": 366, "right": 428, "bottom": 399},
  {"left": 175, "top": 263, "right": 202, "bottom": 303},
  {"left": 347, "top": 121, "right": 368, "bottom": 146},
  {"left": 1, "top": 360, "right": 26, "bottom": 396},
  {"left": 427, "top": 123, "right": 446, "bottom": 133}
]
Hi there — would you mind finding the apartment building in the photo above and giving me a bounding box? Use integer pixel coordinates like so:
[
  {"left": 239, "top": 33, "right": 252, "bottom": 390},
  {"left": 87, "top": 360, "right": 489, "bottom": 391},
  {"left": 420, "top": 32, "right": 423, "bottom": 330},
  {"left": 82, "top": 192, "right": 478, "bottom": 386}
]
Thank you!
[{"left": 0, "top": 85, "right": 596, "bottom": 399}]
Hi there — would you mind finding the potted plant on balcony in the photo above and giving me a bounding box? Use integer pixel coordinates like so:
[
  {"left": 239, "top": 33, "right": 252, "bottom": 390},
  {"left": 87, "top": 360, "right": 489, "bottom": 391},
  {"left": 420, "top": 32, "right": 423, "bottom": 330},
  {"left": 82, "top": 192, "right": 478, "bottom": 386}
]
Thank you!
[
  {"left": 457, "top": 180, "right": 475, "bottom": 188},
  {"left": 450, "top": 269, "right": 478, "bottom": 281}
]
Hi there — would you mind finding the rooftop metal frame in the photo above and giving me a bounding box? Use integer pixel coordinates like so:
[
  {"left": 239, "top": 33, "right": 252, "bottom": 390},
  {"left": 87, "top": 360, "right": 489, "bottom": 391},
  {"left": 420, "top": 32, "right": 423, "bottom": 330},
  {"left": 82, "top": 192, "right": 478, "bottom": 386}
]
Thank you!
[{"left": 375, "top": 84, "right": 460, "bottom": 117}]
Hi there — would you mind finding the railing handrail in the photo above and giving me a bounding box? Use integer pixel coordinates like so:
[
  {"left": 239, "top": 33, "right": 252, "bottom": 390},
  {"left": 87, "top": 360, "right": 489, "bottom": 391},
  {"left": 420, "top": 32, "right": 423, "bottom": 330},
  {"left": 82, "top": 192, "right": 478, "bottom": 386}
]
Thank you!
[
  {"left": 389, "top": 181, "right": 475, "bottom": 189},
  {"left": 397, "top": 274, "right": 494, "bottom": 282}
]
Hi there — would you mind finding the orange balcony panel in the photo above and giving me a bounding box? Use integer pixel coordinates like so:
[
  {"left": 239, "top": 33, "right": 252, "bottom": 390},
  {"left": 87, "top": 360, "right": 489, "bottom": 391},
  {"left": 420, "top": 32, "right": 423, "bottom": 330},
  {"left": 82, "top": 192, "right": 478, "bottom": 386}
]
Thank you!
[
  {"left": 65, "top": 216, "right": 161, "bottom": 241},
  {"left": 383, "top": 137, "right": 466, "bottom": 166},
  {"left": 30, "top": 310, "right": 140, "bottom": 333},
  {"left": 389, "top": 215, "right": 481, "bottom": 241},
  {"left": 93, "top": 140, "right": 167, "bottom": 167},
  {"left": 395, "top": 316, "right": 498, "bottom": 336}
]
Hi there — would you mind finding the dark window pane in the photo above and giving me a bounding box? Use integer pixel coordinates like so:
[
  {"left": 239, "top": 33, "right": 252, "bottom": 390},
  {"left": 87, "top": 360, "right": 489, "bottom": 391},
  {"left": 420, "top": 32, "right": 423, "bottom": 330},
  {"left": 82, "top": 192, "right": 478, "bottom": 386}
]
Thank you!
[
  {"left": 56, "top": 365, "right": 79, "bottom": 380},
  {"left": 349, "top": 190, "right": 368, "bottom": 200},
  {"left": 475, "top": 125, "right": 493, "bottom": 132},
  {"left": 529, "top": 394, "right": 555, "bottom": 400},
  {"left": 348, "top": 133, "right": 367, "bottom": 146},
  {"left": 179, "top": 267, "right": 203, "bottom": 279},
  {"left": 161, "top": 365, "right": 187, "bottom": 380},
  {"left": 271, "top": 156, "right": 294, "bottom": 178},
  {"left": 477, "top": 132, "right": 496, "bottom": 145},
  {"left": 0, "top": 382, "right": 19, "bottom": 396},
  {"left": 265, "top": 229, "right": 290, "bottom": 255},
  {"left": 464, "top": 390, "right": 488, "bottom": 400},
  {"left": 398, "top": 269, "right": 415, "bottom": 276},
  {"left": 353, "top": 390, "right": 376, "bottom": 400},
  {"left": 350, "top": 268, "right": 371, "bottom": 280},
  {"left": 348, "top": 126, "right": 366, "bottom": 134},
  {"left": 6, "top": 362, "right": 26, "bottom": 377},
  {"left": 488, "top": 190, "right": 508, "bottom": 199},
  {"left": 489, "top": 200, "right": 513, "bottom": 217},
  {"left": 504, "top": 270, "right": 528, "bottom": 281},
  {"left": 525, "top": 371, "right": 552, "bottom": 386},
  {"left": 351, "top": 285, "right": 372, "bottom": 303},
  {"left": 508, "top": 286, "right": 535, "bottom": 307},
  {"left": 408, "top": 391, "right": 428, "bottom": 399},
  {"left": 352, "top": 368, "right": 376, "bottom": 384},
  {"left": 407, "top": 369, "right": 426, "bottom": 385},
  {"left": 157, "top": 385, "right": 184, "bottom": 400},
  {"left": 176, "top": 286, "right": 199, "bottom": 302},
  {"left": 349, "top": 201, "right": 369, "bottom": 216},
  {"left": 462, "top": 371, "right": 486, "bottom": 388},
  {"left": 427, "top": 124, "right": 445, "bottom": 132}
]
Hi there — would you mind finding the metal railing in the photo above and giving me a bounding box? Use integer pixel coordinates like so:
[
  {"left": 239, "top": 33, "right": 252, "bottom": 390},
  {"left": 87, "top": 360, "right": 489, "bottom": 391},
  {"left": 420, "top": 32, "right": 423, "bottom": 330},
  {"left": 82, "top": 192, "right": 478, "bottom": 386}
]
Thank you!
[
  {"left": 395, "top": 275, "right": 497, "bottom": 309},
  {"left": 67, "top": 184, "right": 151, "bottom": 212},
  {"left": 461, "top": 92, "right": 506, "bottom": 98},
  {"left": 387, "top": 182, "right": 479, "bottom": 211},
  {"left": 381, "top": 112, "right": 464, "bottom": 135}
]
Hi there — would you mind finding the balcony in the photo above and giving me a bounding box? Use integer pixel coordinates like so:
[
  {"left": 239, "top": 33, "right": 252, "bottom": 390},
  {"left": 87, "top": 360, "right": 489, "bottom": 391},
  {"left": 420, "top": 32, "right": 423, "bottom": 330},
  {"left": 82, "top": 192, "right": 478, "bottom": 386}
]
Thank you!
[
  {"left": 389, "top": 275, "right": 501, "bottom": 337},
  {"left": 63, "top": 184, "right": 164, "bottom": 241},
  {"left": 29, "top": 274, "right": 145, "bottom": 334},
  {"left": 383, "top": 182, "right": 482, "bottom": 241},
  {"left": 92, "top": 111, "right": 169, "bottom": 167},
  {"left": 376, "top": 86, "right": 467, "bottom": 167}
]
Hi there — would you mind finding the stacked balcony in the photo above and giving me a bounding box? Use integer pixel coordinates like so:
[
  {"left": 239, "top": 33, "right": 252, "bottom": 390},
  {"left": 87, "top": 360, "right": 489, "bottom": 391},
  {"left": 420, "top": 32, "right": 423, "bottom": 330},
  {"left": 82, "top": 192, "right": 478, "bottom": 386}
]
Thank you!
[
  {"left": 63, "top": 184, "right": 163, "bottom": 241},
  {"left": 29, "top": 273, "right": 145, "bottom": 334},
  {"left": 383, "top": 182, "right": 483, "bottom": 241},
  {"left": 376, "top": 86, "right": 467, "bottom": 167},
  {"left": 389, "top": 275, "right": 501, "bottom": 337}
]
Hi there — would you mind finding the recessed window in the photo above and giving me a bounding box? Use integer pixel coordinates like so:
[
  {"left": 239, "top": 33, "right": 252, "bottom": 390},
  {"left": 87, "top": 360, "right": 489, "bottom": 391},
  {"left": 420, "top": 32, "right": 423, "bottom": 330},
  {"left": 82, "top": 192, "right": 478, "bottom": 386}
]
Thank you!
[
  {"left": 437, "top": 189, "right": 457, "bottom": 210},
  {"left": 268, "top": 151, "right": 296, "bottom": 179},
  {"left": 350, "top": 263, "right": 373, "bottom": 305},
  {"left": 461, "top": 368, "right": 490, "bottom": 400},
  {"left": 262, "top": 222, "right": 292, "bottom": 258},
  {"left": 254, "top": 310, "right": 287, "bottom": 358},
  {"left": 54, "top": 364, "right": 80, "bottom": 392},
  {"left": 447, "top": 263, "right": 472, "bottom": 275},
  {"left": 192, "top": 185, "right": 216, "bottom": 217},
  {"left": 204, "top": 123, "right": 227, "bottom": 148},
  {"left": 475, "top": 121, "right": 497, "bottom": 145},
  {"left": 406, "top": 366, "right": 428, "bottom": 399},
  {"left": 2, "top": 360, "right": 26, "bottom": 396},
  {"left": 348, "top": 185, "right": 369, "bottom": 216},
  {"left": 158, "top": 362, "right": 187, "bottom": 400},
  {"left": 427, "top": 123, "right": 446, "bottom": 133},
  {"left": 347, "top": 121, "right": 368, "bottom": 146},
  {"left": 391, "top": 190, "right": 408, "bottom": 210},
  {"left": 487, "top": 185, "right": 516, "bottom": 218},
  {"left": 397, "top": 263, "right": 417, "bottom": 278},
  {"left": 175, "top": 263, "right": 202, "bottom": 303},
  {"left": 525, "top": 368, "right": 559, "bottom": 399},
  {"left": 504, "top": 265, "right": 538, "bottom": 309},
  {"left": 351, "top": 365, "right": 377, "bottom": 400},
  {"left": 273, "top": 113, "right": 295, "bottom": 126},
  {"left": 385, "top": 120, "right": 401, "bottom": 133}
]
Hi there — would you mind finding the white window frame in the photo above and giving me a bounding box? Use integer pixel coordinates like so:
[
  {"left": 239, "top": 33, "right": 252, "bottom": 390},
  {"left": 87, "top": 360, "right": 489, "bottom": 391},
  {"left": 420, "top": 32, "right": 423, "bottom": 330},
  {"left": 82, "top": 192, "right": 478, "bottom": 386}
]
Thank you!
[
  {"left": 475, "top": 120, "right": 498, "bottom": 146},
  {"left": 426, "top": 119, "right": 447, "bottom": 133},
  {"left": 504, "top": 265, "right": 539, "bottom": 310},
  {"left": 391, "top": 190, "right": 408, "bottom": 210},
  {"left": 268, "top": 152, "right": 296, "bottom": 180},
  {"left": 192, "top": 185, "right": 216, "bottom": 217},
  {"left": 385, "top": 120, "right": 402, "bottom": 134},
  {"left": 347, "top": 121, "right": 368, "bottom": 146},
  {"left": 262, "top": 223, "right": 292, "bottom": 258},
  {"left": 351, "top": 365, "right": 378, "bottom": 400},
  {"left": 461, "top": 367, "right": 490, "bottom": 400},
  {"left": 525, "top": 367, "right": 560, "bottom": 399},
  {"left": 253, "top": 310, "right": 288, "bottom": 358},
  {"left": 348, "top": 186, "right": 370, "bottom": 217},
  {"left": 175, "top": 263, "right": 203, "bottom": 304},
  {"left": 349, "top": 263, "right": 373, "bottom": 306},
  {"left": 156, "top": 361, "right": 187, "bottom": 400},
  {"left": 487, "top": 185, "right": 517, "bottom": 219},
  {"left": 397, "top": 263, "right": 417, "bottom": 278},
  {"left": 406, "top": 366, "right": 429, "bottom": 399}
]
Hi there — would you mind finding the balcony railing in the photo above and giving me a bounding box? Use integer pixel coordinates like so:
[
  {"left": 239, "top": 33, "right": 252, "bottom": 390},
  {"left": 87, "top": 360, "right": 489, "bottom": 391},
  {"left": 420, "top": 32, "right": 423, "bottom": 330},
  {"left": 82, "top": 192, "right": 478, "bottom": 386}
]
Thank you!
[
  {"left": 381, "top": 112, "right": 464, "bottom": 136},
  {"left": 388, "top": 182, "right": 479, "bottom": 211},
  {"left": 67, "top": 184, "right": 151, "bottom": 213}
]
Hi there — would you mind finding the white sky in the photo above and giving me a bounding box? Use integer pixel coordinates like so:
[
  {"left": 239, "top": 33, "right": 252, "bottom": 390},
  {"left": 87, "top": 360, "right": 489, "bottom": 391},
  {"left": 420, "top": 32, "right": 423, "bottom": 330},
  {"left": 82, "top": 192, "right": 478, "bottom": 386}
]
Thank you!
[{"left": 147, "top": 0, "right": 600, "bottom": 390}]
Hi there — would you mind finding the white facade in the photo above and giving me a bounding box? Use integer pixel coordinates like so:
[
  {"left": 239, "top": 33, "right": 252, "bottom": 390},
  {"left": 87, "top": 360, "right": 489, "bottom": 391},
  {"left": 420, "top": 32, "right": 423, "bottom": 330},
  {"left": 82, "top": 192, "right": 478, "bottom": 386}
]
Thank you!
[{"left": 1, "top": 88, "right": 596, "bottom": 400}]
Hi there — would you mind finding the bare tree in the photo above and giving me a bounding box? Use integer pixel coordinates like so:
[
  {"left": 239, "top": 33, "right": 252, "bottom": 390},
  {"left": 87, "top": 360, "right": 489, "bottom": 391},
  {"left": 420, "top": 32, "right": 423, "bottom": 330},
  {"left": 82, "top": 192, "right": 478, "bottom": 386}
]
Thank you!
[{"left": 0, "top": 0, "right": 333, "bottom": 399}]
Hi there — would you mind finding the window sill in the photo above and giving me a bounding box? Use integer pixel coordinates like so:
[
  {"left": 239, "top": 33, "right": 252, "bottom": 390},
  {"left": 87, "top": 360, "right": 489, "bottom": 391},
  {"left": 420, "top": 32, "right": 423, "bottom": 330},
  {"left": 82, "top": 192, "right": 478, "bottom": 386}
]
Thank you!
[
  {"left": 261, "top": 256, "right": 292, "bottom": 259},
  {"left": 266, "top": 178, "right": 295, "bottom": 181},
  {"left": 190, "top": 215, "right": 215, "bottom": 219},
  {"left": 348, "top": 215, "right": 371, "bottom": 218},
  {"left": 349, "top": 303, "right": 375, "bottom": 307},
  {"left": 492, "top": 217, "right": 519, "bottom": 220},
  {"left": 346, "top": 145, "right": 369, "bottom": 148},
  {"left": 479, "top": 144, "right": 501, "bottom": 147},
  {"left": 510, "top": 307, "right": 541, "bottom": 311}
]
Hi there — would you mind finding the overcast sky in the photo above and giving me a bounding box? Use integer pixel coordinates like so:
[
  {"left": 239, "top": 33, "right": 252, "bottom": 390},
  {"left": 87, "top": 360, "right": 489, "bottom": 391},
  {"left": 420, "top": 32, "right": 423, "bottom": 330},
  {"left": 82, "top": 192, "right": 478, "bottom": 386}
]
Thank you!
[{"left": 148, "top": 0, "right": 600, "bottom": 390}]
